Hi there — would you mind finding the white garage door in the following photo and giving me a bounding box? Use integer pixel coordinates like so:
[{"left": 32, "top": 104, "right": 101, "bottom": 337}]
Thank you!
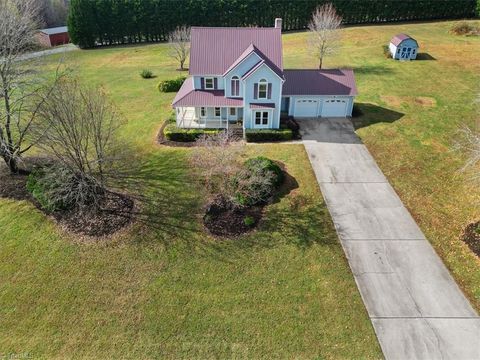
[
  {"left": 321, "top": 99, "right": 347, "bottom": 117},
  {"left": 294, "top": 99, "right": 319, "bottom": 117}
]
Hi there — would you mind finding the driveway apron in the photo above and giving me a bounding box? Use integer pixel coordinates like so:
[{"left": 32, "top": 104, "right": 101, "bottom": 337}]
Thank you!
[{"left": 300, "top": 118, "right": 480, "bottom": 360}]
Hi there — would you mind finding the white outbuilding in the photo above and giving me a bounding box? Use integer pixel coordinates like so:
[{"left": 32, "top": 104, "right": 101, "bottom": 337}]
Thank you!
[{"left": 389, "top": 34, "right": 419, "bottom": 60}]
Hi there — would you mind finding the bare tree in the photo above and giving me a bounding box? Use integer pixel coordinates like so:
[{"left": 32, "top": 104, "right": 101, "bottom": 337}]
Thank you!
[
  {"left": 455, "top": 124, "right": 480, "bottom": 184},
  {"left": 32, "top": 78, "right": 127, "bottom": 210},
  {"left": 308, "top": 3, "right": 342, "bottom": 69},
  {"left": 168, "top": 26, "right": 191, "bottom": 71},
  {"left": 0, "top": 0, "right": 62, "bottom": 174}
]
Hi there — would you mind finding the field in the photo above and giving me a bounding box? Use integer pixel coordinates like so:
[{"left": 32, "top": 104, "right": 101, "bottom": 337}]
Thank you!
[{"left": 1, "top": 20, "right": 479, "bottom": 359}]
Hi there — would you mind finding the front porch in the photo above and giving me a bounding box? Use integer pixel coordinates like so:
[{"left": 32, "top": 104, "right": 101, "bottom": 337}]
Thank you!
[{"left": 176, "top": 106, "right": 244, "bottom": 129}]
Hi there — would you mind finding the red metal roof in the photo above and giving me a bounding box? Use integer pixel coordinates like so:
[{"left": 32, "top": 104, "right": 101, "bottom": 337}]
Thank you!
[
  {"left": 390, "top": 33, "right": 416, "bottom": 47},
  {"left": 250, "top": 103, "right": 275, "bottom": 109},
  {"left": 172, "top": 78, "right": 243, "bottom": 107},
  {"left": 189, "top": 27, "right": 283, "bottom": 76},
  {"left": 283, "top": 69, "right": 358, "bottom": 96}
]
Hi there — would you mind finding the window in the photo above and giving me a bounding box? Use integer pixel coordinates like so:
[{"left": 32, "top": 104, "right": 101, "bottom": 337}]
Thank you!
[
  {"left": 254, "top": 111, "right": 269, "bottom": 126},
  {"left": 258, "top": 79, "right": 267, "bottom": 99},
  {"left": 214, "top": 107, "right": 221, "bottom": 117},
  {"left": 231, "top": 76, "right": 240, "bottom": 96},
  {"left": 205, "top": 77, "right": 214, "bottom": 89},
  {"left": 229, "top": 107, "right": 236, "bottom": 116},
  {"left": 200, "top": 107, "right": 206, "bottom": 118}
]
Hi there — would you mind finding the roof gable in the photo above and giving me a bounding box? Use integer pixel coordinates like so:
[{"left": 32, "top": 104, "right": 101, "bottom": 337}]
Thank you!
[
  {"left": 390, "top": 33, "right": 417, "bottom": 47},
  {"left": 189, "top": 27, "right": 283, "bottom": 76}
]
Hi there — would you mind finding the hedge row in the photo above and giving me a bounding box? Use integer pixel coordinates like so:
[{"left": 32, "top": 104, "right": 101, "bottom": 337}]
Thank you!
[
  {"left": 245, "top": 129, "right": 293, "bottom": 142},
  {"left": 163, "top": 123, "right": 221, "bottom": 142},
  {"left": 68, "top": 0, "right": 477, "bottom": 48}
]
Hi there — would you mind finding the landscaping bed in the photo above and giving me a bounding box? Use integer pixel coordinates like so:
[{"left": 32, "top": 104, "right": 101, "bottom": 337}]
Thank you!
[{"left": 462, "top": 221, "right": 480, "bottom": 257}]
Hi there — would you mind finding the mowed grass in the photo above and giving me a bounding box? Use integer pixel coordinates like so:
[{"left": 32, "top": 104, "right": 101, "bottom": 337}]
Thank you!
[
  {"left": 284, "top": 20, "right": 480, "bottom": 308},
  {"left": 0, "top": 43, "right": 380, "bottom": 358}
]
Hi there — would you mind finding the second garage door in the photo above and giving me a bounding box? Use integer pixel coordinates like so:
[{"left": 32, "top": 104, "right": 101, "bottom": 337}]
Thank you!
[
  {"left": 321, "top": 99, "right": 347, "bottom": 117},
  {"left": 294, "top": 99, "right": 319, "bottom": 117}
]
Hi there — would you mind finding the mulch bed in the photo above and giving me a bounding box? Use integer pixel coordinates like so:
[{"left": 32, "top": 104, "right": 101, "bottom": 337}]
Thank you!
[
  {"left": 462, "top": 220, "right": 480, "bottom": 257},
  {"left": 0, "top": 172, "right": 30, "bottom": 201},
  {"left": 52, "top": 191, "right": 134, "bottom": 238},
  {"left": 0, "top": 163, "right": 134, "bottom": 238},
  {"left": 203, "top": 196, "right": 263, "bottom": 237}
]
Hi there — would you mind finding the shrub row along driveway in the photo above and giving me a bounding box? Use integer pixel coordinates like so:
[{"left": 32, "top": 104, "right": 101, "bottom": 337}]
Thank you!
[{"left": 299, "top": 118, "right": 479, "bottom": 360}]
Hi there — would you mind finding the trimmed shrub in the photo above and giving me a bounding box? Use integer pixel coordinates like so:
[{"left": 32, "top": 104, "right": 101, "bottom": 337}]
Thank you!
[
  {"left": 163, "top": 123, "right": 221, "bottom": 142},
  {"left": 158, "top": 77, "right": 186, "bottom": 92},
  {"left": 245, "top": 129, "right": 293, "bottom": 142},
  {"left": 140, "top": 69, "right": 154, "bottom": 79}
]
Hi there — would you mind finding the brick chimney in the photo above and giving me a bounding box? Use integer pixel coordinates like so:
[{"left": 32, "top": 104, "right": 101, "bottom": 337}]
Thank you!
[{"left": 275, "top": 18, "right": 282, "bottom": 30}]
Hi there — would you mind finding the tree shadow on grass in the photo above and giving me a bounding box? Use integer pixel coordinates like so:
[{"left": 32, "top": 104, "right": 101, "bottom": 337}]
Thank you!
[
  {"left": 348, "top": 65, "right": 395, "bottom": 75},
  {"left": 416, "top": 53, "right": 436, "bottom": 61},
  {"left": 351, "top": 102, "right": 404, "bottom": 130}
]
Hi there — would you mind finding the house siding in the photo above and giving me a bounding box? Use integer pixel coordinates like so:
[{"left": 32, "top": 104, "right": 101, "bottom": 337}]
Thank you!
[
  {"left": 224, "top": 53, "right": 261, "bottom": 97},
  {"left": 242, "top": 64, "right": 282, "bottom": 129},
  {"left": 193, "top": 76, "right": 224, "bottom": 90}
]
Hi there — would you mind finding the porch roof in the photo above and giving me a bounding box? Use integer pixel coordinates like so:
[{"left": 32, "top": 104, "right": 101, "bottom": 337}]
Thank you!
[
  {"left": 250, "top": 103, "right": 275, "bottom": 109},
  {"left": 172, "top": 77, "right": 244, "bottom": 107}
]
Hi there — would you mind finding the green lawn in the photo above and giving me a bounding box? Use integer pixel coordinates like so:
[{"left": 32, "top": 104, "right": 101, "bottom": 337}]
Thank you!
[
  {"left": 0, "top": 35, "right": 381, "bottom": 359},
  {"left": 1, "top": 20, "right": 479, "bottom": 359}
]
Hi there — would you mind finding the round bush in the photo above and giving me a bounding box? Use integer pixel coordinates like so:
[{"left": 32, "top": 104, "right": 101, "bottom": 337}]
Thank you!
[
  {"left": 244, "top": 156, "right": 284, "bottom": 187},
  {"left": 140, "top": 69, "right": 153, "bottom": 79}
]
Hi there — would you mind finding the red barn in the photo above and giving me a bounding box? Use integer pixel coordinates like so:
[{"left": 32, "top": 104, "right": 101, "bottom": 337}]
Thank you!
[{"left": 36, "top": 26, "right": 69, "bottom": 47}]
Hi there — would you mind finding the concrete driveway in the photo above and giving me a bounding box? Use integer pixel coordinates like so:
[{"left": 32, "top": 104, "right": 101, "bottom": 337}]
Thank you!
[{"left": 299, "top": 118, "right": 480, "bottom": 360}]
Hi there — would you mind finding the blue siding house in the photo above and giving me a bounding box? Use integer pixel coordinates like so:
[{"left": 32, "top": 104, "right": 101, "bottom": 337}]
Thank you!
[{"left": 172, "top": 18, "right": 358, "bottom": 134}]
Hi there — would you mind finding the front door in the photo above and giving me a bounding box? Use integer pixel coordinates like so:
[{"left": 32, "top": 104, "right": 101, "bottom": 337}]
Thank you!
[
  {"left": 229, "top": 107, "right": 238, "bottom": 121},
  {"left": 253, "top": 111, "right": 269, "bottom": 128}
]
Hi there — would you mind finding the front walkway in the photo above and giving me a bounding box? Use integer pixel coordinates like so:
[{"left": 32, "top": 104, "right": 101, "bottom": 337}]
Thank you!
[{"left": 299, "top": 118, "right": 480, "bottom": 360}]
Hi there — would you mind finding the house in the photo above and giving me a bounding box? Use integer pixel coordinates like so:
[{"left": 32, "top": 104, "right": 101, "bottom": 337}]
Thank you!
[
  {"left": 36, "top": 26, "right": 70, "bottom": 47},
  {"left": 172, "top": 18, "right": 357, "bottom": 131},
  {"left": 389, "top": 34, "right": 418, "bottom": 60}
]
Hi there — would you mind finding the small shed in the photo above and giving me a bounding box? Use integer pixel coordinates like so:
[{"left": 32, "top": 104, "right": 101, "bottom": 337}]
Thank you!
[
  {"left": 389, "top": 34, "right": 418, "bottom": 60},
  {"left": 36, "top": 26, "right": 69, "bottom": 48}
]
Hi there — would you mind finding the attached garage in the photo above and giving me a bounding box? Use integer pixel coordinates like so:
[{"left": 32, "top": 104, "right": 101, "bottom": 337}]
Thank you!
[
  {"left": 282, "top": 69, "right": 357, "bottom": 119},
  {"left": 321, "top": 98, "right": 348, "bottom": 117},
  {"left": 294, "top": 99, "right": 319, "bottom": 117}
]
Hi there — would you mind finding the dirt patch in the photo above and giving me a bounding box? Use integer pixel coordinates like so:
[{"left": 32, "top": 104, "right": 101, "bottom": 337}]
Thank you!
[
  {"left": 380, "top": 95, "right": 404, "bottom": 108},
  {"left": 414, "top": 97, "right": 436, "bottom": 107},
  {"left": 381, "top": 95, "right": 436, "bottom": 108},
  {"left": 462, "top": 221, "right": 480, "bottom": 257},
  {"left": 203, "top": 196, "right": 262, "bottom": 237}
]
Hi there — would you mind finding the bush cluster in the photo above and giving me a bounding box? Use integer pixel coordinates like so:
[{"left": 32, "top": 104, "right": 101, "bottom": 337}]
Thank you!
[
  {"left": 163, "top": 123, "right": 221, "bottom": 142},
  {"left": 157, "top": 77, "right": 186, "bottom": 93},
  {"left": 245, "top": 129, "right": 293, "bottom": 142},
  {"left": 450, "top": 21, "right": 480, "bottom": 35},
  {"left": 140, "top": 69, "right": 154, "bottom": 79}
]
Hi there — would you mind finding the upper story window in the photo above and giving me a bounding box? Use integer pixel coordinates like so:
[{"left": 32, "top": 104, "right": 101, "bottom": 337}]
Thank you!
[
  {"left": 231, "top": 76, "right": 240, "bottom": 96},
  {"left": 258, "top": 79, "right": 267, "bottom": 99},
  {"left": 204, "top": 77, "right": 214, "bottom": 89}
]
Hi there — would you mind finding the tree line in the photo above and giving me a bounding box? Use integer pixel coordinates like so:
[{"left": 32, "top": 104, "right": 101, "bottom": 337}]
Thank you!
[{"left": 68, "top": 0, "right": 478, "bottom": 48}]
